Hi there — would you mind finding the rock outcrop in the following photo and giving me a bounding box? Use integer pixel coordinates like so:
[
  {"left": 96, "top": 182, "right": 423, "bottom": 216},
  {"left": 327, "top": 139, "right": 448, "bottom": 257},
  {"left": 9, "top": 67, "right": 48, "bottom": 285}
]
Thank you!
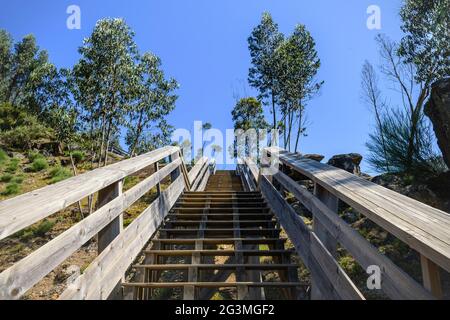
[
  {"left": 327, "top": 153, "right": 363, "bottom": 175},
  {"left": 424, "top": 78, "right": 450, "bottom": 168}
]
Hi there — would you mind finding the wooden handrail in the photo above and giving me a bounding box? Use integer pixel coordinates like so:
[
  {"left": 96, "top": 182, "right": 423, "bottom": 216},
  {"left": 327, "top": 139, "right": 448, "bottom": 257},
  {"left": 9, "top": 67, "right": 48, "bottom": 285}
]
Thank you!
[
  {"left": 0, "top": 146, "right": 206, "bottom": 300},
  {"left": 0, "top": 146, "right": 179, "bottom": 241},
  {"left": 258, "top": 146, "right": 450, "bottom": 299}
]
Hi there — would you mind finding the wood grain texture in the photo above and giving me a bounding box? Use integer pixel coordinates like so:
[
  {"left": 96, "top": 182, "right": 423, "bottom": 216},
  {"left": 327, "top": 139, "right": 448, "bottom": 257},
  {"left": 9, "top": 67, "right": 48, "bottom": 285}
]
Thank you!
[
  {"left": 0, "top": 158, "right": 181, "bottom": 300},
  {"left": 0, "top": 146, "right": 179, "bottom": 240},
  {"left": 59, "top": 176, "right": 185, "bottom": 300},
  {"left": 259, "top": 175, "right": 364, "bottom": 300},
  {"left": 266, "top": 147, "right": 450, "bottom": 273},
  {"left": 273, "top": 170, "right": 433, "bottom": 299}
]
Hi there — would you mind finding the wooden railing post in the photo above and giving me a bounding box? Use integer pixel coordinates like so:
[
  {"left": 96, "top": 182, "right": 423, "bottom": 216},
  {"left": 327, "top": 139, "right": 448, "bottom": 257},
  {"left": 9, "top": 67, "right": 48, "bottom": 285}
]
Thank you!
[
  {"left": 96, "top": 180, "right": 124, "bottom": 299},
  {"left": 169, "top": 152, "right": 181, "bottom": 181},
  {"left": 420, "top": 255, "right": 443, "bottom": 299},
  {"left": 311, "top": 183, "right": 339, "bottom": 300},
  {"left": 154, "top": 162, "right": 161, "bottom": 197},
  {"left": 97, "top": 180, "right": 124, "bottom": 253}
]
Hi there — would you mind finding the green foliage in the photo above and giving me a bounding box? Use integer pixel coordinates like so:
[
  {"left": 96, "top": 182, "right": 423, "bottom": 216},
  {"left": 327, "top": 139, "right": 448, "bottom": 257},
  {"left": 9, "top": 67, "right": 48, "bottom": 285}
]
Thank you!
[
  {"left": 27, "top": 151, "right": 44, "bottom": 162},
  {"left": 0, "top": 149, "right": 8, "bottom": 164},
  {"left": 33, "top": 219, "right": 55, "bottom": 237},
  {"left": 5, "top": 158, "right": 19, "bottom": 173},
  {"left": 49, "top": 166, "right": 72, "bottom": 184},
  {"left": 70, "top": 150, "right": 85, "bottom": 163},
  {"left": 399, "top": 0, "right": 450, "bottom": 84},
  {"left": 2, "top": 182, "right": 20, "bottom": 195},
  {"left": 0, "top": 31, "right": 55, "bottom": 114},
  {"left": 0, "top": 103, "right": 31, "bottom": 131},
  {"left": 0, "top": 173, "right": 13, "bottom": 182},
  {"left": 0, "top": 114, "right": 53, "bottom": 149},
  {"left": 124, "top": 175, "right": 140, "bottom": 189},
  {"left": 366, "top": 108, "right": 446, "bottom": 176},
  {"left": 248, "top": 12, "right": 284, "bottom": 130},
  {"left": 16, "top": 219, "right": 55, "bottom": 241},
  {"left": 11, "top": 175, "right": 24, "bottom": 184},
  {"left": 125, "top": 52, "right": 178, "bottom": 156},
  {"left": 30, "top": 158, "right": 48, "bottom": 172}
]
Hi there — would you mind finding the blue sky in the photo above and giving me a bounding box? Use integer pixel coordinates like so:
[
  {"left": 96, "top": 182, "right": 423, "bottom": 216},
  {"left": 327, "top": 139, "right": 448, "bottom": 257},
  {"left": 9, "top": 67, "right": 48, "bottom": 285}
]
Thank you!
[{"left": 0, "top": 0, "right": 405, "bottom": 171}]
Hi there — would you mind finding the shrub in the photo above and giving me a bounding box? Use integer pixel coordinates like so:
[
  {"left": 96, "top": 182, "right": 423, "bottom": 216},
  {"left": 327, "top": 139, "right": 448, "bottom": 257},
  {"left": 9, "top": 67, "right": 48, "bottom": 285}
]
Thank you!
[
  {"left": 0, "top": 173, "right": 13, "bottom": 183},
  {"left": 0, "top": 116, "right": 53, "bottom": 149},
  {"left": 5, "top": 158, "right": 19, "bottom": 173},
  {"left": 0, "top": 149, "right": 8, "bottom": 164},
  {"left": 2, "top": 182, "right": 20, "bottom": 195},
  {"left": 31, "top": 158, "right": 48, "bottom": 172},
  {"left": 49, "top": 166, "right": 72, "bottom": 184},
  {"left": 27, "top": 151, "right": 44, "bottom": 162},
  {"left": 12, "top": 175, "right": 24, "bottom": 184},
  {"left": 71, "top": 150, "right": 85, "bottom": 163},
  {"left": 34, "top": 219, "right": 55, "bottom": 237}
]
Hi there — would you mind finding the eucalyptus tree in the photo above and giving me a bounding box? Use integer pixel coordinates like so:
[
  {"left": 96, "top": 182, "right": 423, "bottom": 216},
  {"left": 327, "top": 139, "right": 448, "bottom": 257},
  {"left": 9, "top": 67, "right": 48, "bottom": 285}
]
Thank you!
[
  {"left": 231, "top": 97, "right": 269, "bottom": 159},
  {"left": 73, "top": 18, "right": 139, "bottom": 166},
  {"left": 126, "top": 52, "right": 178, "bottom": 156},
  {"left": 275, "top": 24, "right": 323, "bottom": 152},
  {"left": 364, "top": 0, "right": 449, "bottom": 174},
  {"left": 0, "top": 30, "right": 55, "bottom": 114},
  {"left": 248, "top": 12, "right": 284, "bottom": 131}
]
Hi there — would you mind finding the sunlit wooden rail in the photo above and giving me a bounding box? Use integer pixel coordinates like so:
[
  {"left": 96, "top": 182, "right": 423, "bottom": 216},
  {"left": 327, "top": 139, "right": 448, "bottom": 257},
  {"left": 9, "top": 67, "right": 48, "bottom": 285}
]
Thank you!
[
  {"left": 0, "top": 146, "right": 211, "bottom": 300},
  {"left": 1, "top": 144, "right": 449, "bottom": 300},
  {"left": 237, "top": 147, "right": 450, "bottom": 299}
]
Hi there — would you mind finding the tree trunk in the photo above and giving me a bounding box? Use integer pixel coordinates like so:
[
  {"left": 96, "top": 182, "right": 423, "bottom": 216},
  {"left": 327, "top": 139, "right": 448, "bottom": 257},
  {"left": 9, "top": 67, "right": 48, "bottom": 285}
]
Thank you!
[
  {"left": 103, "top": 118, "right": 113, "bottom": 167},
  {"left": 68, "top": 145, "right": 84, "bottom": 218},
  {"left": 130, "top": 111, "right": 144, "bottom": 157},
  {"left": 98, "top": 113, "right": 106, "bottom": 168},
  {"left": 294, "top": 107, "right": 303, "bottom": 153}
]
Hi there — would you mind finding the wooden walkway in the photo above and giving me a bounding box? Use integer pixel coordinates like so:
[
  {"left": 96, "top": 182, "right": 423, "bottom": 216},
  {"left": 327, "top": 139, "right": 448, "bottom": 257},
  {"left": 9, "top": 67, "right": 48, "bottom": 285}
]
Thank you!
[
  {"left": 123, "top": 171, "right": 304, "bottom": 300},
  {"left": 0, "top": 146, "right": 449, "bottom": 300}
]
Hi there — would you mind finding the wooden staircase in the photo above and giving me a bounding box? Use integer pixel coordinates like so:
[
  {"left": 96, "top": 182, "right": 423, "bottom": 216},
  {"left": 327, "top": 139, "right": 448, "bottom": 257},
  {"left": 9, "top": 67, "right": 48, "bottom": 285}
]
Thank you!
[{"left": 123, "top": 170, "right": 305, "bottom": 300}]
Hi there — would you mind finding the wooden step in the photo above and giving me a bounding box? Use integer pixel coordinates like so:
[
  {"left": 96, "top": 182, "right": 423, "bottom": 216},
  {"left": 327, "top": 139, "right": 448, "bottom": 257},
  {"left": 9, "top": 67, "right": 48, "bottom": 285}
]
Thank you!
[
  {"left": 144, "top": 249, "right": 293, "bottom": 256},
  {"left": 150, "top": 238, "right": 287, "bottom": 245},
  {"left": 123, "top": 282, "right": 306, "bottom": 288},
  {"left": 132, "top": 263, "right": 299, "bottom": 271}
]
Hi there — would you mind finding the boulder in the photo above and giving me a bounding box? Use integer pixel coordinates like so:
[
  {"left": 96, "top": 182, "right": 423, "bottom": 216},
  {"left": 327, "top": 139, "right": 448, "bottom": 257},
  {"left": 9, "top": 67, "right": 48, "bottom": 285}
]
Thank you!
[
  {"left": 327, "top": 153, "right": 363, "bottom": 175},
  {"left": 424, "top": 78, "right": 450, "bottom": 168}
]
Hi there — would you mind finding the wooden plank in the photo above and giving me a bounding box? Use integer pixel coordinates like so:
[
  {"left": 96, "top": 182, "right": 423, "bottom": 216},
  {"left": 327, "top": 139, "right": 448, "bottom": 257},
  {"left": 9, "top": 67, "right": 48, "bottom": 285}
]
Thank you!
[
  {"left": 197, "top": 167, "right": 211, "bottom": 192},
  {"left": 259, "top": 175, "right": 364, "bottom": 300},
  {"left": 97, "top": 181, "right": 123, "bottom": 254},
  {"left": 133, "top": 264, "right": 300, "bottom": 270},
  {"left": 421, "top": 255, "right": 443, "bottom": 299},
  {"left": 188, "top": 157, "right": 208, "bottom": 186},
  {"left": 60, "top": 176, "right": 185, "bottom": 300},
  {"left": 122, "top": 282, "right": 306, "bottom": 288},
  {"left": 266, "top": 147, "right": 450, "bottom": 273},
  {"left": 273, "top": 170, "right": 434, "bottom": 299},
  {"left": 0, "top": 159, "right": 181, "bottom": 300},
  {"left": 0, "top": 146, "right": 179, "bottom": 240},
  {"left": 191, "top": 159, "right": 210, "bottom": 191}
]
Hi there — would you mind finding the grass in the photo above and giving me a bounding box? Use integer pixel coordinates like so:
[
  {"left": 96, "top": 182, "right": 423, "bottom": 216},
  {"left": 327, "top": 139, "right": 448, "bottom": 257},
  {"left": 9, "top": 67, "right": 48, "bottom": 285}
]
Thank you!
[
  {"left": 30, "top": 158, "right": 48, "bottom": 172},
  {"left": 0, "top": 149, "right": 8, "bottom": 164},
  {"left": 27, "top": 151, "right": 45, "bottom": 162},
  {"left": 71, "top": 150, "right": 85, "bottom": 163},
  {"left": 5, "top": 158, "right": 20, "bottom": 173},
  {"left": 15, "top": 219, "right": 56, "bottom": 241},
  {"left": 49, "top": 166, "right": 72, "bottom": 184},
  {"left": 11, "top": 175, "right": 24, "bottom": 184},
  {"left": 2, "top": 182, "right": 20, "bottom": 195},
  {"left": 0, "top": 173, "right": 13, "bottom": 183}
]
